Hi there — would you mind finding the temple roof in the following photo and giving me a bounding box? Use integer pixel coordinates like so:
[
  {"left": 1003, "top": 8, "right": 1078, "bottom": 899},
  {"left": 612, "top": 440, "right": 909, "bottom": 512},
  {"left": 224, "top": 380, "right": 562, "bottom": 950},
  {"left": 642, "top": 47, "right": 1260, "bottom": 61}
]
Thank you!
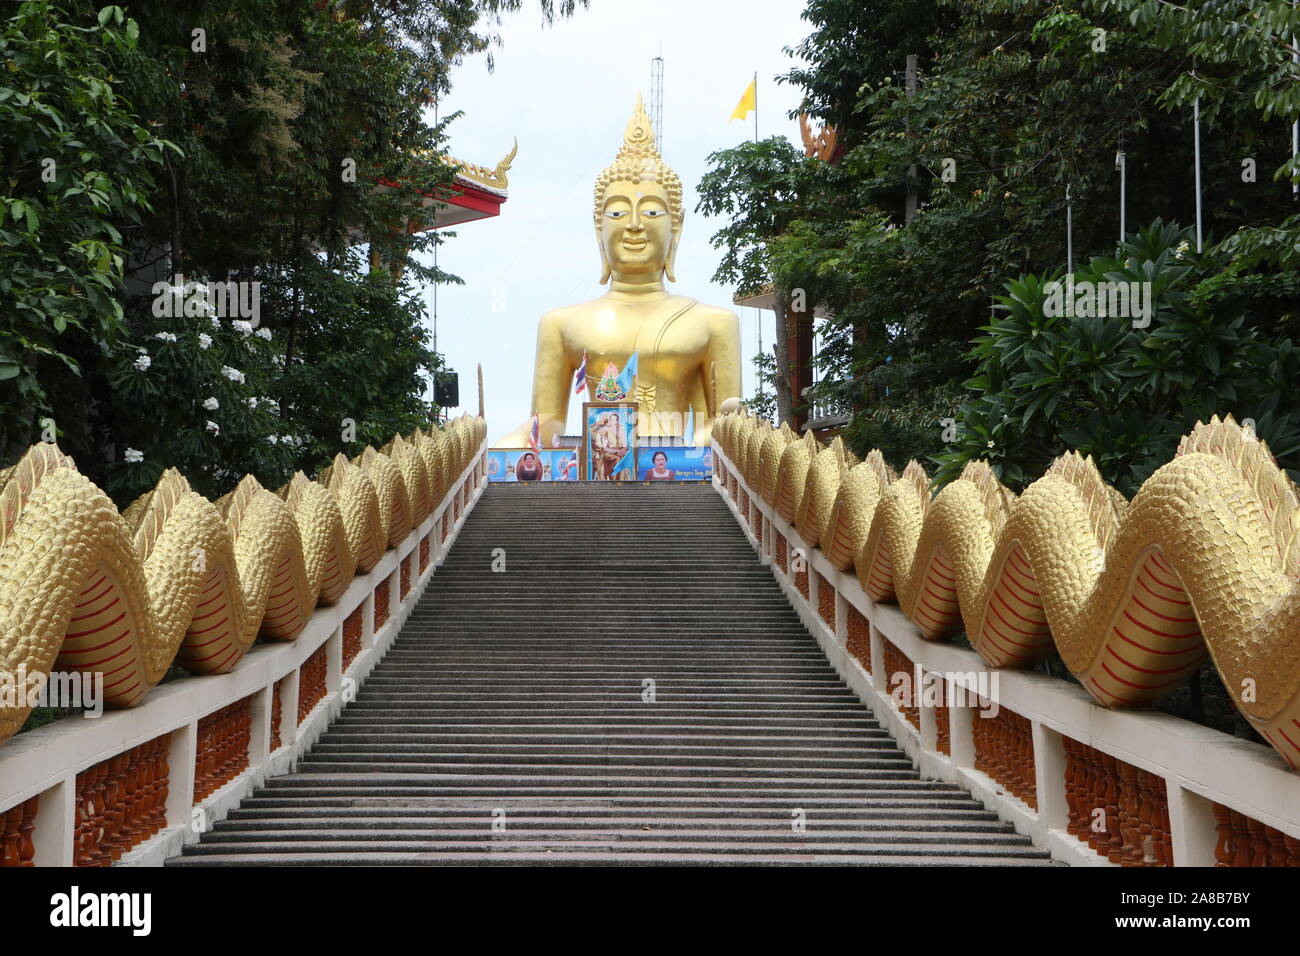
[{"left": 375, "top": 139, "right": 517, "bottom": 232}]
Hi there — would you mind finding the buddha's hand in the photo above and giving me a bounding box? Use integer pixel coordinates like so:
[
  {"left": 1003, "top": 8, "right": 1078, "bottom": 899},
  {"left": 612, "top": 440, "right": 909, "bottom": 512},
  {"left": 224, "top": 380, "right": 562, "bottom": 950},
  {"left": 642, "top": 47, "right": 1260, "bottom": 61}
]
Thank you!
[{"left": 494, "top": 421, "right": 533, "bottom": 447}]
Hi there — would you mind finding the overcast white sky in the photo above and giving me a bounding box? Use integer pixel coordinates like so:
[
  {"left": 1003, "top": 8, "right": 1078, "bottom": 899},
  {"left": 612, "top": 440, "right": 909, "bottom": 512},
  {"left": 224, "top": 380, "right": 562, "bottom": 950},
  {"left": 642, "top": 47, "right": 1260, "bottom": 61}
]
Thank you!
[{"left": 417, "top": 0, "right": 811, "bottom": 439}]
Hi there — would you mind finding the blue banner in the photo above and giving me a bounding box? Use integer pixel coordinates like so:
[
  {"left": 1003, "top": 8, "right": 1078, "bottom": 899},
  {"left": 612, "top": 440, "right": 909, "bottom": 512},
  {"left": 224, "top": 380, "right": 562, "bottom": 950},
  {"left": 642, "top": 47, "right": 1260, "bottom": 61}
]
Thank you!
[{"left": 637, "top": 445, "right": 712, "bottom": 482}]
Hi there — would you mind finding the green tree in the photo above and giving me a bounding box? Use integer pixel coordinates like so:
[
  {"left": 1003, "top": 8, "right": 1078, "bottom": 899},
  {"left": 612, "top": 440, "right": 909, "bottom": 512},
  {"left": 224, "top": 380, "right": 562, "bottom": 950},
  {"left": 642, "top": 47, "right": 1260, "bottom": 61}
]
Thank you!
[{"left": 0, "top": 1, "right": 176, "bottom": 459}]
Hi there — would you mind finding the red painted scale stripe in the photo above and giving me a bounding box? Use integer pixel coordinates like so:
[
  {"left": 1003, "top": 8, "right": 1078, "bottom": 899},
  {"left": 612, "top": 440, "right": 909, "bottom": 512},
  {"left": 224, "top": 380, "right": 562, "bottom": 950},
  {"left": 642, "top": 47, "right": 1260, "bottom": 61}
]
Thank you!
[
  {"left": 78, "top": 573, "right": 107, "bottom": 597},
  {"left": 912, "top": 604, "right": 947, "bottom": 631},
  {"left": 102, "top": 668, "right": 140, "bottom": 693},
  {"left": 921, "top": 578, "right": 958, "bottom": 608},
  {"left": 1130, "top": 591, "right": 1195, "bottom": 625},
  {"left": 1138, "top": 572, "right": 1190, "bottom": 606},
  {"left": 1144, "top": 562, "right": 1183, "bottom": 595},
  {"left": 109, "top": 681, "right": 141, "bottom": 703},
  {"left": 1089, "top": 676, "right": 1125, "bottom": 705},
  {"left": 178, "top": 641, "right": 235, "bottom": 665},
  {"left": 191, "top": 601, "right": 226, "bottom": 623},
  {"left": 74, "top": 578, "right": 112, "bottom": 608},
  {"left": 264, "top": 594, "right": 296, "bottom": 615},
  {"left": 926, "top": 561, "right": 954, "bottom": 585},
  {"left": 65, "top": 610, "right": 127, "bottom": 641},
  {"left": 980, "top": 618, "right": 1042, "bottom": 659},
  {"left": 1113, "top": 626, "right": 1202, "bottom": 657},
  {"left": 189, "top": 615, "right": 230, "bottom": 636},
  {"left": 991, "top": 589, "right": 1047, "bottom": 631},
  {"left": 1007, "top": 547, "right": 1037, "bottom": 583},
  {"left": 209, "top": 645, "right": 242, "bottom": 672},
  {"left": 1275, "top": 724, "right": 1300, "bottom": 753},
  {"left": 100, "top": 658, "right": 133, "bottom": 679},
  {"left": 1105, "top": 644, "right": 1199, "bottom": 676},
  {"left": 73, "top": 640, "right": 131, "bottom": 671},
  {"left": 986, "top": 601, "right": 1049, "bottom": 646},
  {"left": 917, "top": 595, "right": 960, "bottom": 623},
  {"left": 1122, "top": 608, "right": 1200, "bottom": 640},
  {"left": 182, "top": 631, "right": 228, "bottom": 651},
  {"left": 70, "top": 595, "right": 119, "bottom": 623},
  {"left": 61, "top": 615, "right": 130, "bottom": 652},
  {"left": 998, "top": 565, "right": 1043, "bottom": 608},
  {"left": 1100, "top": 660, "right": 1185, "bottom": 692},
  {"left": 194, "top": 589, "right": 224, "bottom": 612}
]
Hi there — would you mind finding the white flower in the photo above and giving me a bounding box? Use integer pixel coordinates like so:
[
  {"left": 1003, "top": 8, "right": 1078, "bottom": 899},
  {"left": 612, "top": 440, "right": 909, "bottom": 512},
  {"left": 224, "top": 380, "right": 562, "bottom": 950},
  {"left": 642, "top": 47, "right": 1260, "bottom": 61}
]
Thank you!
[
  {"left": 247, "top": 396, "right": 259, "bottom": 409},
  {"left": 232, "top": 319, "right": 253, "bottom": 336},
  {"left": 154, "top": 331, "right": 177, "bottom": 342},
  {"left": 205, "top": 420, "right": 220, "bottom": 436},
  {"left": 221, "top": 366, "right": 245, "bottom": 384},
  {"left": 210, "top": 316, "right": 222, "bottom": 331},
  {"left": 133, "top": 352, "right": 151, "bottom": 372},
  {"left": 254, "top": 327, "right": 272, "bottom": 340},
  {"left": 203, "top": 397, "right": 219, "bottom": 411},
  {"left": 123, "top": 447, "right": 143, "bottom": 463},
  {"left": 198, "top": 333, "right": 212, "bottom": 350},
  {"left": 267, "top": 434, "right": 279, "bottom": 445},
  {"left": 1175, "top": 240, "right": 1191, "bottom": 260}
]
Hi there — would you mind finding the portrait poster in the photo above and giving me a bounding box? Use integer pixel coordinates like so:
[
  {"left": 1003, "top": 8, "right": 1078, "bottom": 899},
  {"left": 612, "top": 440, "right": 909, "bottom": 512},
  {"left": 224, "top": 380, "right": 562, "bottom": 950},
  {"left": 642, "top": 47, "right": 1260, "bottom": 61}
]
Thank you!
[
  {"left": 638, "top": 445, "right": 712, "bottom": 482},
  {"left": 487, "top": 448, "right": 578, "bottom": 482},
  {"left": 582, "top": 401, "right": 636, "bottom": 481}
]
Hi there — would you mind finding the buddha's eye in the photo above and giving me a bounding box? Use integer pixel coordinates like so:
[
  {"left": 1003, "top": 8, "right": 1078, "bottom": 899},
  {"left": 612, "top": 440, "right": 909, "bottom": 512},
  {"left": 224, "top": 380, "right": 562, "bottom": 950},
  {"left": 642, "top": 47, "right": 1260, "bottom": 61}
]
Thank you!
[
  {"left": 605, "top": 210, "right": 628, "bottom": 219},
  {"left": 643, "top": 209, "right": 665, "bottom": 218}
]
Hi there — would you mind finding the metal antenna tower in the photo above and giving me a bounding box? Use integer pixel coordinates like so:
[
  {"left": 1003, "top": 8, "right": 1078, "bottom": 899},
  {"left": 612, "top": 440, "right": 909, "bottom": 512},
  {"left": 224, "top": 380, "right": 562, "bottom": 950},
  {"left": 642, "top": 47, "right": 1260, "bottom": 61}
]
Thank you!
[{"left": 650, "top": 55, "right": 664, "bottom": 151}]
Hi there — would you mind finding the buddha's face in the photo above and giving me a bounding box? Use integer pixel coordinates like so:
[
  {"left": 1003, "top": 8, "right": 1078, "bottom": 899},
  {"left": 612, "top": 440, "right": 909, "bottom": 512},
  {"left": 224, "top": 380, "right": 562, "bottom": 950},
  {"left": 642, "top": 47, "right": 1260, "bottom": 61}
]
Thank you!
[{"left": 600, "top": 180, "right": 675, "bottom": 281}]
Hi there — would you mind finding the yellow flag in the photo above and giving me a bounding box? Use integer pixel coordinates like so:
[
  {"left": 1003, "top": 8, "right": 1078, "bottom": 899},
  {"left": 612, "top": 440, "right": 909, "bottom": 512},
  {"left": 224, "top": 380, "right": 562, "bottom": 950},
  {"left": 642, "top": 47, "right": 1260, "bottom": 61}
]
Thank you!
[{"left": 728, "top": 78, "right": 756, "bottom": 123}]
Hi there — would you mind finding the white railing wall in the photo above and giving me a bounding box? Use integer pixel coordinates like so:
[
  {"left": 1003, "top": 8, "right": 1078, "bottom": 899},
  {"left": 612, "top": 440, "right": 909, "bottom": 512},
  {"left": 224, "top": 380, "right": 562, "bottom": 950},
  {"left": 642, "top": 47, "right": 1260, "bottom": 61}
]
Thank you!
[{"left": 712, "top": 443, "right": 1300, "bottom": 867}]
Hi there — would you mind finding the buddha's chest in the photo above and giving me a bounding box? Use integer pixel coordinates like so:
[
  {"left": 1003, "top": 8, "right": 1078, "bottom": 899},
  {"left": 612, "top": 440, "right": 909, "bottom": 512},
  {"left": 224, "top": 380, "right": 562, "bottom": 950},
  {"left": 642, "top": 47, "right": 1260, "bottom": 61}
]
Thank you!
[{"left": 563, "top": 303, "right": 708, "bottom": 380}]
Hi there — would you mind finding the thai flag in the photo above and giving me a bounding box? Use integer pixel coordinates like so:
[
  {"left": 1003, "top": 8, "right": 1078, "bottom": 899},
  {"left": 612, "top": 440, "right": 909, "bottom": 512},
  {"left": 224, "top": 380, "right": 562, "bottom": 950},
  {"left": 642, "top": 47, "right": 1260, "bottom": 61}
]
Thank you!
[
  {"left": 574, "top": 351, "right": 588, "bottom": 395},
  {"left": 529, "top": 415, "right": 542, "bottom": 455}
]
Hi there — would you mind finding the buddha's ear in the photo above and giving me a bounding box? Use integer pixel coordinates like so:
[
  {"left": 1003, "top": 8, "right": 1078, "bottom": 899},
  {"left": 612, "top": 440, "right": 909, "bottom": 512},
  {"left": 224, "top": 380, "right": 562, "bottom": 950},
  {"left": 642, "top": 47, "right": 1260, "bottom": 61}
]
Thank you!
[
  {"left": 597, "top": 233, "right": 611, "bottom": 284},
  {"left": 665, "top": 231, "right": 680, "bottom": 284}
]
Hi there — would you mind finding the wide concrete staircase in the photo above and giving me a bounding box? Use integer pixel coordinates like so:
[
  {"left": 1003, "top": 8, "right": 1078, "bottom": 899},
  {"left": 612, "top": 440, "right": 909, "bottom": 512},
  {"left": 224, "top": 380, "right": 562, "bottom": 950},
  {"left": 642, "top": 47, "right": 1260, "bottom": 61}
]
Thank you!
[{"left": 169, "top": 482, "right": 1051, "bottom": 865}]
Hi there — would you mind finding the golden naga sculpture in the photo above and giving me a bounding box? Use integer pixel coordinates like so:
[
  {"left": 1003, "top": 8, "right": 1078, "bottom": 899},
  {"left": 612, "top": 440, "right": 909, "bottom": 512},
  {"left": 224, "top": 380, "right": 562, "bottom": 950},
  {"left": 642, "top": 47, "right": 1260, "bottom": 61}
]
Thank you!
[
  {"left": 496, "top": 95, "right": 742, "bottom": 447},
  {"left": 715, "top": 412, "right": 1300, "bottom": 771},
  {"left": 0, "top": 415, "right": 486, "bottom": 745}
]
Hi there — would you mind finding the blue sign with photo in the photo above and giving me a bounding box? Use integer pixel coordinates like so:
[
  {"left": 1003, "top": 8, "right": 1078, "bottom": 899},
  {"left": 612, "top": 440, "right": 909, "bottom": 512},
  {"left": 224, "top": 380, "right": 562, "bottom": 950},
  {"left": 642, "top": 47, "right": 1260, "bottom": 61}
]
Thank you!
[
  {"left": 487, "top": 448, "right": 580, "bottom": 482},
  {"left": 638, "top": 445, "right": 712, "bottom": 482}
]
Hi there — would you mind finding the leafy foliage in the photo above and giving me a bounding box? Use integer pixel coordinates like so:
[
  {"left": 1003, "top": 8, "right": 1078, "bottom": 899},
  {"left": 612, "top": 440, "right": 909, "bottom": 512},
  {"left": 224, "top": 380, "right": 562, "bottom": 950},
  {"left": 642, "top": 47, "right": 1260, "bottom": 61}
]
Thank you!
[{"left": 1, "top": 0, "right": 579, "bottom": 504}]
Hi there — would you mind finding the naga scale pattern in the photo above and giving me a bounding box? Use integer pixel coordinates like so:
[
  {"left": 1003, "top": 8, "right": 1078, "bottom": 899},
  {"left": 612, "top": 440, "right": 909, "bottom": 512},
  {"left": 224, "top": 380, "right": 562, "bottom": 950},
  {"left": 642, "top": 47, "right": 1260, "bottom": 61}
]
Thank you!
[
  {"left": 714, "top": 411, "right": 1300, "bottom": 772},
  {"left": 0, "top": 416, "right": 487, "bottom": 746}
]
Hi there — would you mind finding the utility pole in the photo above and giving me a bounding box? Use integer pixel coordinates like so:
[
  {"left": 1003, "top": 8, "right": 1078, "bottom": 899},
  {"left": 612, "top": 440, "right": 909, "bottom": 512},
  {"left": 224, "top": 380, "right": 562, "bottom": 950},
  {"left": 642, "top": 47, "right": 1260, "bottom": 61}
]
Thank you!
[
  {"left": 650, "top": 54, "right": 664, "bottom": 152},
  {"left": 1066, "top": 183, "right": 1074, "bottom": 275},
  {"left": 1115, "top": 145, "right": 1127, "bottom": 251},
  {"left": 1194, "top": 95, "right": 1204, "bottom": 253},
  {"left": 905, "top": 54, "right": 918, "bottom": 225}
]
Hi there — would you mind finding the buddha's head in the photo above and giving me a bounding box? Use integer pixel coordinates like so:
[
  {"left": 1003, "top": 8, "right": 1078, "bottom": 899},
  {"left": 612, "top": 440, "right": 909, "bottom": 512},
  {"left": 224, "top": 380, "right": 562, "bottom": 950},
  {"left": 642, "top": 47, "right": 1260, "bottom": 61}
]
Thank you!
[{"left": 593, "top": 95, "right": 683, "bottom": 285}]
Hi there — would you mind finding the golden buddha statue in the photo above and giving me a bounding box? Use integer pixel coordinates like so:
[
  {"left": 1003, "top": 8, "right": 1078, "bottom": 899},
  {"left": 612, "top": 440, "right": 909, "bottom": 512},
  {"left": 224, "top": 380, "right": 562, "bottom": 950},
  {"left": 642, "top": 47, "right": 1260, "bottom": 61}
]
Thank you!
[{"left": 496, "top": 95, "right": 742, "bottom": 448}]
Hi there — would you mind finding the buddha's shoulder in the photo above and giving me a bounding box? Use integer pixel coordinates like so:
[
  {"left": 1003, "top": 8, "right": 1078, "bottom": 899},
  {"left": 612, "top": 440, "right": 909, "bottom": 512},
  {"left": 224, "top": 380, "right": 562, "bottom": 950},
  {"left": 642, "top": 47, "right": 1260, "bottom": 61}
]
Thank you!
[{"left": 683, "top": 300, "right": 740, "bottom": 323}]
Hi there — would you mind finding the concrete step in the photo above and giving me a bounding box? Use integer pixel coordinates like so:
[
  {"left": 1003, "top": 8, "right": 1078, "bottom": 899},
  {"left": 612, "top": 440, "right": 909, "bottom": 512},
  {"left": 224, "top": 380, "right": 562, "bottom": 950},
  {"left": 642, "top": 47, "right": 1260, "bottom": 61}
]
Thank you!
[{"left": 169, "top": 482, "right": 1051, "bottom": 867}]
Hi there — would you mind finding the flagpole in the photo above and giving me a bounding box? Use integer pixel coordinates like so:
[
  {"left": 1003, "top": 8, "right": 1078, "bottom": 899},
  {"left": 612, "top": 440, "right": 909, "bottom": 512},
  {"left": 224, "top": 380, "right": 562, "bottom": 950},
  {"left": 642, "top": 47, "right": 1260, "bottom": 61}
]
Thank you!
[{"left": 754, "top": 71, "right": 761, "bottom": 412}]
